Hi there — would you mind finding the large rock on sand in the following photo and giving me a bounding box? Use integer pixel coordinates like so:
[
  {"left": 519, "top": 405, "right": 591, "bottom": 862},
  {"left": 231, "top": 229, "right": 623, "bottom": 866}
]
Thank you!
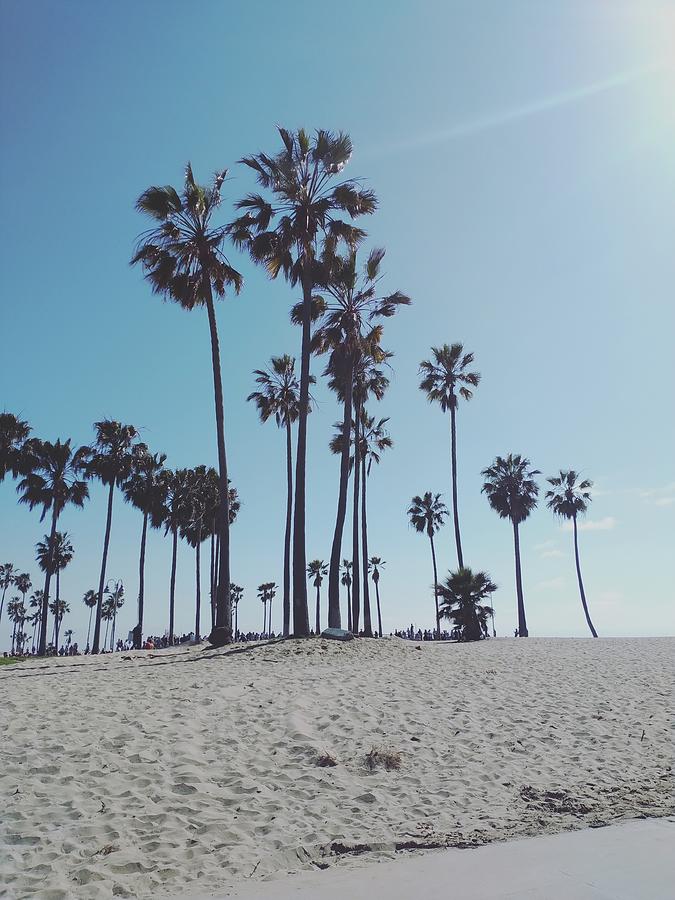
[{"left": 321, "top": 628, "right": 354, "bottom": 642}]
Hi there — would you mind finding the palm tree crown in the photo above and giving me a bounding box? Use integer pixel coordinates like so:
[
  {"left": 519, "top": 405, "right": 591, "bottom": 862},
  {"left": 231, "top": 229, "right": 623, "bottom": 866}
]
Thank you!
[
  {"left": 307, "top": 559, "right": 328, "bottom": 586},
  {"left": 0, "top": 413, "right": 32, "bottom": 481},
  {"left": 248, "top": 355, "right": 310, "bottom": 428},
  {"left": 438, "top": 567, "right": 497, "bottom": 642},
  {"left": 546, "top": 470, "right": 592, "bottom": 519},
  {"left": 481, "top": 454, "right": 540, "bottom": 524},
  {"left": 16, "top": 439, "right": 88, "bottom": 523},
  {"left": 36, "top": 531, "right": 74, "bottom": 575},
  {"left": 418, "top": 343, "right": 480, "bottom": 411},
  {"left": 407, "top": 492, "right": 448, "bottom": 537}
]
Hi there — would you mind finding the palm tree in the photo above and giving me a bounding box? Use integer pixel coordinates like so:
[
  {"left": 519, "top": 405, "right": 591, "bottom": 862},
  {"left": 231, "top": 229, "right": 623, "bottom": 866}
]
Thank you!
[
  {"left": 341, "top": 559, "right": 353, "bottom": 632},
  {"left": 230, "top": 583, "right": 243, "bottom": 639},
  {"left": 438, "top": 567, "right": 497, "bottom": 642},
  {"left": 482, "top": 454, "right": 540, "bottom": 638},
  {"left": 13, "top": 573, "right": 31, "bottom": 616},
  {"left": 122, "top": 445, "right": 166, "bottom": 647},
  {"left": 36, "top": 531, "right": 74, "bottom": 650},
  {"left": 17, "top": 439, "right": 88, "bottom": 655},
  {"left": 368, "top": 557, "right": 385, "bottom": 638},
  {"left": 359, "top": 413, "right": 392, "bottom": 637},
  {"left": 104, "top": 580, "right": 124, "bottom": 650},
  {"left": 82, "top": 589, "right": 97, "bottom": 648},
  {"left": 546, "top": 470, "right": 599, "bottom": 638},
  {"left": 419, "top": 344, "right": 480, "bottom": 569},
  {"left": 8, "top": 598, "right": 25, "bottom": 654},
  {"left": 257, "top": 583, "right": 269, "bottom": 635},
  {"left": 64, "top": 628, "right": 74, "bottom": 650},
  {"left": 48, "top": 597, "right": 69, "bottom": 648},
  {"left": 81, "top": 420, "right": 138, "bottom": 653},
  {"left": 0, "top": 563, "right": 16, "bottom": 628},
  {"left": 247, "top": 355, "right": 312, "bottom": 637},
  {"left": 0, "top": 412, "right": 32, "bottom": 482},
  {"left": 266, "top": 582, "right": 277, "bottom": 634},
  {"left": 231, "top": 128, "right": 377, "bottom": 637},
  {"left": 316, "top": 249, "right": 409, "bottom": 631},
  {"left": 132, "top": 166, "right": 242, "bottom": 638},
  {"left": 28, "top": 590, "right": 43, "bottom": 649},
  {"left": 307, "top": 560, "right": 328, "bottom": 634},
  {"left": 407, "top": 492, "right": 449, "bottom": 639},
  {"left": 152, "top": 468, "right": 191, "bottom": 645}
]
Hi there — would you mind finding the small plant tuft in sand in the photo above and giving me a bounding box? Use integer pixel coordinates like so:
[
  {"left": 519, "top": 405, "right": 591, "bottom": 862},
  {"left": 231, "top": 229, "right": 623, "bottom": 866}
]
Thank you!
[
  {"left": 365, "top": 746, "right": 402, "bottom": 771},
  {"left": 316, "top": 751, "right": 338, "bottom": 768}
]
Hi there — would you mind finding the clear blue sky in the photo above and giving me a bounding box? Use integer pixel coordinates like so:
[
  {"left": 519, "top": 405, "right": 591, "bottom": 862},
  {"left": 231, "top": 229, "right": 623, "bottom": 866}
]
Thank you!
[{"left": 2, "top": 0, "right": 674, "bottom": 647}]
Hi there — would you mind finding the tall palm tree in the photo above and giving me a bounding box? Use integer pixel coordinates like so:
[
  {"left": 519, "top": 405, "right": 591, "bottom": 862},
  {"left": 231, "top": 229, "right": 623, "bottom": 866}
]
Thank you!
[
  {"left": 341, "top": 559, "right": 353, "bottom": 632},
  {"left": 17, "top": 439, "right": 88, "bottom": 655},
  {"left": 104, "top": 580, "right": 124, "bottom": 650},
  {"left": 481, "top": 454, "right": 540, "bottom": 638},
  {"left": 13, "top": 573, "right": 31, "bottom": 616},
  {"left": 231, "top": 128, "right": 377, "bottom": 637},
  {"left": 48, "top": 597, "right": 69, "bottom": 648},
  {"left": 64, "top": 628, "right": 74, "bottom": 650},
  {"left": 368, "top": 557, "right": 385, "bottom": 638},
  {"left": 230, "top": 583, "right": 243, "bottom": 639},
  {"left": 359, "top": 413, "right": 392, "bottom": 637},
  {"left": 316, "top": 249, "right": 409, "bottom": 631},
  {"left": 247, "top": 356, "right": 312, "bottom": 637},
  {"left": 208, "top": 480, "right": 241, "bottom": 629},
  {"left": 132, "top": 166, "right": 242, "bottom": 638},
  {"left": 257, "top": 583, "right": 269, "bottom": 635},
  {"left": 152, "top": 468, "right": 191, "bottom": 644},
  {"left": 307, "top": 560, "right": 328, "bottom": 634},
  {"left": 81, "top": 420, "right": 138, "bottom": 654},
  {"left": 122, "top": 445, "right": 166, "bottom": 647},
  {"left": 0, "top": 412, "right": 32, "bottom": 482},
  {"left": 8, "top": 598, "right": 25, "bottom": 654},
  {"left": 0, "top": 563, "right": 17, "bottom": 628},
  {"left": 36, "top": 531, "right": 74, "bottom": 650},
  {"left": 83, "top": 589, "right": 97, "bottom": 648},
  {"left": 546, "top": 470, "right": 599, "bottom": 638},
  {"left": 419, "top": 344, "right": 480, "bottom": 569},
  {"left": 266, "top": 582, "right": 277, "bottom": 634},
  {"left": 438, "top": 567, "right": 497, "bottom": 642},
  {"left": 407, "top": 492, "right": 449, "bottom": 639}
]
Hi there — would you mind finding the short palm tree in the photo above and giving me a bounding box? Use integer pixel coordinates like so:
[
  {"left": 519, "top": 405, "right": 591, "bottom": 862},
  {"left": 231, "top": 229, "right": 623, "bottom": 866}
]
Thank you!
[
  {"left": 248, "top": 355, "right": 312, "bottom": 637},
  {"left": 14, "top": 573, "right": 31, "bottom": 615},
  {"left": 230, "top": 583, "right": 243, "bottom": 639},
  {"left": 132, "top": 165, "right": 242, "bottom": 638},
  {"left": 64, "top": 628, "right": 73, "bottom": 649},
  {"left": 0, "top": 562, "right": 17, "bottom": 628},
  {"left": 257, "top": 582, "right": 276, "bottom": 635},
  {"left": 316, "top": 249, "right": 409, "bottom": 631},
  {"left": 368, "top": 557, "right": 386, "bottom": 637},
  {"left": 48, "top": 597, "right": 69, "bottom": 648},
  {"left": 482, "top": 454, "right": 540, "bottom": 637},
  {"left": 307, "top": 560, "right": 328, "bottom": 634},
  {"left": 17, "top": 438, "right": 88, "bottom": 654},
  {"left": 36, "top": 531, "right": 73, "bottom": 651},
  {"left": 0, "top": 412, "right": 32, "bottom": 482},
  {"left": 407, "top": 492, "right": 448, "bottom": 639},
  {"left": 104, "top": 580, "right": 124, "bottom": 650},
  {"left": 546, "top": 470, "right": 598, "bottom": 638},
  {"left": 419, "top": 344, "right": 480, "bottom": 569},
  {"left": 83, "top": 589, "right": 97, "bottom": 648},
  {"left": 181, "top": 466, "right": 221, "bottom": 641},
  {"left": 152, "top": 468, "right": 191, "bottom": 644},
  {"left": 28, "top": 590, "right": 43, "bottom": 649},
  {"left": 340, "top": 559, "right": 353, "bottom": 631},
  {"left": 122, "top": 445, "right": 166, "bottom": 647},
  {"left": 81, "top": 420, "right": 138, "bottom": 653},
  {"left": 231, "top": 128, "right": 377, "bottom": 637},
  {"left": 438, "top": 567, "right": 497, "bottom": 642},
  {"left": 359, "top": 413, "right": 392, "bottom": 637},
  {"left": 8, "top": 598, "right": 25, "bottom": 654}
]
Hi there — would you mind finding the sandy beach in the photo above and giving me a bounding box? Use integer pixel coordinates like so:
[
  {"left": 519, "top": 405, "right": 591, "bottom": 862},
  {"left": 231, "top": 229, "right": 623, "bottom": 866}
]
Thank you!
[{"left": 1, "top": 637, "right": 673, "bottom": 899}]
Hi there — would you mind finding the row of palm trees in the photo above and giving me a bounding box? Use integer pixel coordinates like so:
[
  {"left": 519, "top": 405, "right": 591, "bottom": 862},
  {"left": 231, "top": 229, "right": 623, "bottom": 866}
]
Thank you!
[{"left": 0, "top": 412, "right": 243, "bottom": 654}]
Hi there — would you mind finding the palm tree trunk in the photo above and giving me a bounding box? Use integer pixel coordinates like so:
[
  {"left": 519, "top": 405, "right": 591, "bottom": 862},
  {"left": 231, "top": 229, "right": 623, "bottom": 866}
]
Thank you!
[
  {"left": 374, "top": 578, "right": 383, "bottom": 638},
  {"left": 38, "top": 508, "right": 58, "bottom": 655},
  {"left": 328, "top": 360, "right": 354, "bottom": 630},
  {"left": 209, "top": 529, "right": 215, "bottom": 631},
  {"left": 234, "top": 601, "right": 238, "bottom": 640},
  {"left": 104, "top": 617, "right": 109, "bottom": 648},
  {"left": 134, "top": 511, "right": 148, "bottom": 648},
  {"left": 111, "top": 606, "right": 116, "bottom": 651},
  {"left": 449, "top": 404, "right": 464, "bottom": 568},
  {"left": 195, "top": 533, "right": 202, "bottom": 641},
  {"left": 269, "top": 597, "right": 273, "bottom": 635},
  {"left": 361, "top": 455, "right": 373, "bottom": 637},
  {"left": 512, "top": 520, "right": 528, "bottom": 637},
  {"left": 0, "top": 585, "right": 8, "bottom": 627},
  {"left": 92, "top": 479, "right": 115, "bottom": 653},
  {"left": 262, "top": 601, "right": 266, "bottom": 635},
  {"left": 54, "top": 568, "right": 61, "bottom": 650},
  {"left": 351, "top": 401, "right": 361, "bottom": 634},
  {"left": 315, "top": 584, "right": 320, "bottom": 635},
  {"left": 87, "top": 605, "right": 93, "bottom": 648},
  {"left": 573, "top": 515, "right": 598, "bottom": 638},
  {"left": 204, "top": 282, "right": 232, "bottom": 634},
  {"left": 169, "top": 526, "right": 178, "bottom": 643},
  {"left": 11, "top": 621, "right": 16, "bottom": 655},
  {"left": 346, "top": 580, "right": 352, "bottom": 632},
  {"left": 283, "top": 418, "right": 293, "bottom": 636},
  {"left": 430, "top": 532, "right": 441, "bottom": 640},
  {"left": 212, "top": 527, "right": 220, "bottom": 630},
  {"left": 291, "top": 272, "right": 313, "bottom": 637}
]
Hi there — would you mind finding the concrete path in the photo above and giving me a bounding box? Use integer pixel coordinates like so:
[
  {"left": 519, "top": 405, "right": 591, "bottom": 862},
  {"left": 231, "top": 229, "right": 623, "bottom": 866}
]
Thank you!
[{"left": 181, "top": 818, "right": 675, "bottom": 900}]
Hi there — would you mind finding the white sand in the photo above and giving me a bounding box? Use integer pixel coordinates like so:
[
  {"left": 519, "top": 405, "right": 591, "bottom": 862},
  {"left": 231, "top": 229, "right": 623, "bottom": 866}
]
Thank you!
[{"left": 1, "top": 637, "right": 673, "bottom": 899}]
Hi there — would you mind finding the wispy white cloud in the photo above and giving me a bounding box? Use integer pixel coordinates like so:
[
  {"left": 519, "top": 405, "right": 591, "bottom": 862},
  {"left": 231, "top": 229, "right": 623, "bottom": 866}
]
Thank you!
[
  {"left": 639, "top": 482, "right": 675, "bottom": 507},
  {"left": 595, "top": 590, "right": 624, "bottom": 608},
  {"left": 563, "top": 516, "right": 617, "bottom": 532},
  {"left": 541, "top": 549, "right": 565, "bottom": 559}
]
